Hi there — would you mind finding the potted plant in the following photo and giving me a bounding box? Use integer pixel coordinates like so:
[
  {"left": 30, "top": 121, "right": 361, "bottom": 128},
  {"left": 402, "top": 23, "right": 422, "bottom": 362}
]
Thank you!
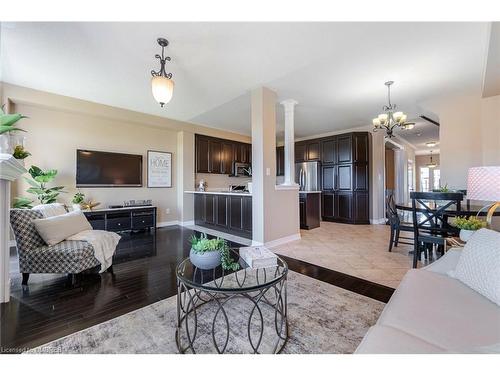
[
  {"left": 454, "top": 216, "right": 486, "bottom": 242},
  {"left": 189, "top": 234, "right": 240, "bottom": 271},
  {"left": 12, "top": 145, "right": 31, "bottom": 165},
  {"left": 0, "top": 106, "right": 27, "bottom": 154},
  {"left": 13, "top": 165, "right": 66, "bottom": 208},
  {"left": 72, "top": 191, "right": 85, "bottom": 211}
]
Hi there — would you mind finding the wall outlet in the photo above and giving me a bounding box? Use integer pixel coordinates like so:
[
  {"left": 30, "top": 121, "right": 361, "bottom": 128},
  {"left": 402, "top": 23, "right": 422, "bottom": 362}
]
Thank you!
[
  {"left": 266, "top": 167, "right": 271, "bottom": 176},
  {"left": 166, "top": 208, "right": 171, "bottom": 214}
]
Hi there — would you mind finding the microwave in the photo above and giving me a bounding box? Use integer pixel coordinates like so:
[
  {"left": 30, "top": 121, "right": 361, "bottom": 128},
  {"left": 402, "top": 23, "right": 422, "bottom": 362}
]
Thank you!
[{"left": 233, "top": 162, "right": 252, "bottom": 177}]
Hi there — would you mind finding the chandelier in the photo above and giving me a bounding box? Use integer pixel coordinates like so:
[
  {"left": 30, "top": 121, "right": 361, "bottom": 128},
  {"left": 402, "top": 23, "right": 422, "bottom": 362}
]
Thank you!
[
  {"left": 372, "top": 81, "right": 415, "bottom": 138},
  {"left": 151, "top": 38, "right": 174, "bottom": 107},
  {"left": 427, "top": 150, "right": 437, "bottom": 169}
]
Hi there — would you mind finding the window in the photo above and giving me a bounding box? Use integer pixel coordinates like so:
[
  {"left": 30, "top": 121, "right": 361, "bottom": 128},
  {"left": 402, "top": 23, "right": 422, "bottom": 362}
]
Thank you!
[
  {"left": 433, "top": 169, "right": 441, "bottom": 190},
  {"left": 407, "top": 160, "right": 414, "bottom": 193},
  {"left": 420, "top": 167, "right": 430, "bottom": 192}
]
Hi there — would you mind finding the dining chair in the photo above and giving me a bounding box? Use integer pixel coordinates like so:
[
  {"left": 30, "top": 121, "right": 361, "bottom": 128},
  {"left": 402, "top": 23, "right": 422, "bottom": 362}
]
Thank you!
[
  {"left": 410, "top": 192, "right": 463, "bottom": 268},
  {"left": 386, "top": 194, "right": 414, "bottom": 252}
]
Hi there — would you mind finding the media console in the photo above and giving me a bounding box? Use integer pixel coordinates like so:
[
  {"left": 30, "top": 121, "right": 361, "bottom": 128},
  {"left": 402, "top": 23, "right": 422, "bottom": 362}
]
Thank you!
[{"left": 83, "top": 206, "right": 157, "bottom": 232}]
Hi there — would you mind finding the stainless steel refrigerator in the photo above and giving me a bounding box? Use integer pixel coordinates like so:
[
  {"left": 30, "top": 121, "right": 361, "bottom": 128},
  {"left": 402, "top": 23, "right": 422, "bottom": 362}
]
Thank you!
[{"left": 295, "top": 161, "right": 320, "bottom": 191}]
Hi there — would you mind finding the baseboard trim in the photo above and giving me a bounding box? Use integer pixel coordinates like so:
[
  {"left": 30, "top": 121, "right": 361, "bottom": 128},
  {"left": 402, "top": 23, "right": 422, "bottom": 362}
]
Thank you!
[
  {"left": 265, "top": 233, "right": 301, "bottom": 248},
  {"left": 180, "top": 220, "right": 195, "bottom": 227},
  {"left": 370, "top": 218, "right": 386, "bottom": 225},
  {"left": 156, "top": 220, "right": 179, "bottom": 228}
]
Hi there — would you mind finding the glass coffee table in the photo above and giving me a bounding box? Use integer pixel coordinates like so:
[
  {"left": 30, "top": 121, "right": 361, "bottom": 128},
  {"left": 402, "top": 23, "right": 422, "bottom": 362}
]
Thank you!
[{"left": 175, "top": 249, "right": 288, "bottom": 354}]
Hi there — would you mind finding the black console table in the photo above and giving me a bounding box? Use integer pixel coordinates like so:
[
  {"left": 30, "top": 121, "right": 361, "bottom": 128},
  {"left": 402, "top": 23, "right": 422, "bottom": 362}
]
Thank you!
[{"left": 83, "top": 206, "right": 157, "bottom": 232}]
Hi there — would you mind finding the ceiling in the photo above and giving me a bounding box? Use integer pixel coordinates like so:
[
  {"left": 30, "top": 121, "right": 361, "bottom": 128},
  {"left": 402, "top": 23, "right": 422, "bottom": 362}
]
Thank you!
[
  {"left": 396, "top": 119, "right": 440, "bottom": 153},
  {"left": 0, "top": 22, "right": 490, "bottom": 147}
]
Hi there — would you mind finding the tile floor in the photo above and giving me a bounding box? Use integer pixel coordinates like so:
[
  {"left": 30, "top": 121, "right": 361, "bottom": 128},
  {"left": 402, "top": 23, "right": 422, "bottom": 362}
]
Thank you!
[{"left": 273, "top": 222, "right": 415, "bottom": 288}]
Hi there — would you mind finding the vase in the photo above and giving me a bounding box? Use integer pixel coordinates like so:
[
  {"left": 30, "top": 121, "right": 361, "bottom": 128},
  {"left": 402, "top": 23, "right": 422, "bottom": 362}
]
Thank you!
[
  {"left": 0, "top": 133, "right": 25, "bottom": 154},
  {"left": 459, "top": 229, "right": 475, "bottom": 242},
  {"left": 189, "top": 248, "right": 221, "bottom": 270},
  {"left": 72, "top": 204, "right": 82, "bottom": 212}
]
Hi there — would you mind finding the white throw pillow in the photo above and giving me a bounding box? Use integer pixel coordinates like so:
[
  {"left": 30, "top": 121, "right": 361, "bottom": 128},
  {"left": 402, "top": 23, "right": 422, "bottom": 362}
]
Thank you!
[
  {"left": 449, "top": 228, "right": 500, "bottom": 306},
  {"left": 33, "top": 210, "right": 92, "bottom": 246},
  {"left": 33, "top": 203, "right": 67, "bottom": 218}
]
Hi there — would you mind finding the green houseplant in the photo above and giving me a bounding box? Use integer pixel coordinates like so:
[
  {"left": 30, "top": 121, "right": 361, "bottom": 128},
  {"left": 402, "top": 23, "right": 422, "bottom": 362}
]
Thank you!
[
  {"left": 189, "top": 234, "right": 239, "bottom": 271},
  {"left": 0, "top": 106, "right": 27, "bottom": 154},
  {"left": 72, "top": 191, "right": 85, "bottom": 210},
  {"left": 13, "top": 165, "right": 66, "bottom": 209},
  {"left": 454, "top": 216, "right": 486, "bottom": 242}
]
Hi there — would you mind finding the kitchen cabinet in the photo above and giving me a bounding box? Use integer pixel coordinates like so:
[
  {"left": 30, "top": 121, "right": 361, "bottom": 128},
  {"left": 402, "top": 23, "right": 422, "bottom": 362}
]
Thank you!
[
  {"left": 276, "top": 146, "right": 285, "bottom": 176},
  {"left": 193, "top": 193, "right": 252, "bottom": 239},
  {"left": 195, "top": 136, "right": 210, "bottom": 173},
  {"left": 337, "top": 134, "right": 352, "bottom": 164},
  {"left": 321, "top": 138, "right": 336, "bottom": 164},
  {"left": 299, "top": 193, "right": 320, "bottom": 230},
  {"left": 295, "top": 142, "right": 307, "bottom": 162},
  {"left": 322, "top": 165, "right": 335, "bottom": 191},
  {"left": 307, "top": 141, "right": 320, "bottom": 161},
  {"left": 195, "top": 134, "right": 251, "bottom": 175}
]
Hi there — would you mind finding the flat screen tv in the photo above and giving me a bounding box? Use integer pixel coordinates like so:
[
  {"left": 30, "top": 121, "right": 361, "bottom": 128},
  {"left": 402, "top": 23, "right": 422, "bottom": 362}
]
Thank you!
[{"left": 76, "top": 149, "right": 142, "bottom": 187}]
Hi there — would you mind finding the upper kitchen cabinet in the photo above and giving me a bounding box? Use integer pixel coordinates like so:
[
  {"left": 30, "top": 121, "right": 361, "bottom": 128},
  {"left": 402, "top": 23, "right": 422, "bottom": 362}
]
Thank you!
[
  {"left": 195, "top": 134, "right": 251, "bottom": 175},
  {"left": 295, "top": 140, "right": 320, "bottom": 162},
  {"left": 353, "top": 132, "right": 369, "bottom": 163},
  {"left": 295, "top": 142, "right": 307, "bottom": 162},
  {"left": 196, "top": 136, "right": 210, "bottom": 173},
  {"left": 336, "top": 134, "right": 352, "bottom": 164},
  {"left": 321, "top": 138, "right": 336, "bottom": 164}
]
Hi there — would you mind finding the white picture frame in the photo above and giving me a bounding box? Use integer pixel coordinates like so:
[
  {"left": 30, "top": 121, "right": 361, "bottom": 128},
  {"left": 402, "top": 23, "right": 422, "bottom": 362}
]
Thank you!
[{"left": 147, "top": 150, "right": 172, "bottom": 188}]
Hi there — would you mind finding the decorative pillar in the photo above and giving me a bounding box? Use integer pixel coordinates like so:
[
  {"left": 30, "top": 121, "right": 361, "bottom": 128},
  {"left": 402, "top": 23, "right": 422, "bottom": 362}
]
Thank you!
[
  {"left": 280, "top": 99, "right": 299, "bottom": 186},
  {"left": 0, "top": 154, "right": 27, "bottom": 303}
]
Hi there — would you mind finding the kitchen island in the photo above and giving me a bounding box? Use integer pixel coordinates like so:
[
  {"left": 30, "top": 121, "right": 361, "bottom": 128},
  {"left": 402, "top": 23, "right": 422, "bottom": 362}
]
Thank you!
[{"left": 185, "top": 191, "right": 252, "bottom": 239}]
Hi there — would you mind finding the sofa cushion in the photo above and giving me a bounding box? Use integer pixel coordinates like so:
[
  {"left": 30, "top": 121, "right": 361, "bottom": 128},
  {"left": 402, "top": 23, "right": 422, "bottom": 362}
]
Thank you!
[
  {"left": 377, "top": 269, "right": 500, "bottom": 350},
  {"left": 449, "top": 228, "right": 500, "bottom": 306},
  {"left": 355, "top": 325, "right": 445, "bottom": 354},
  {"left": 23, "top": 240, "right": 98, "bottom": 273},
  {"left": 32, "top": 203, "right": 68, "bottom": 218},
  {"left": 33, "top": 210, "right": 92, "bottom": 246}
]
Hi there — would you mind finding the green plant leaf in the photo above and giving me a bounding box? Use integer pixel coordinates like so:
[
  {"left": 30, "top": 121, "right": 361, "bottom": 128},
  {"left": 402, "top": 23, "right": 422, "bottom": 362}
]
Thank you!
[
  {"left": 28, "top": 165, "right": 43, "bottom": 179},
  {"left": 13, "top": 197, "right": 33, "bottom": 209},
  {"left": 0, "top": 113, "right": 27, "bottom": 127},
  {"left": 0, "top": 125, "right": 27, "bottom": 135},
  {"left": 26, "top": 187, "right": 45, "bottom": 195},
  {"left": 24, "top": 177, "right": 41, "bottom": 188}
]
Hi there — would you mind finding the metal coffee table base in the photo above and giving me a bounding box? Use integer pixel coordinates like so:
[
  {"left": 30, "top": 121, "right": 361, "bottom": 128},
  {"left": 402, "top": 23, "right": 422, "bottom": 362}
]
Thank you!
[{"left": 175, "top": 272, "right": 288, "bottom": 354}]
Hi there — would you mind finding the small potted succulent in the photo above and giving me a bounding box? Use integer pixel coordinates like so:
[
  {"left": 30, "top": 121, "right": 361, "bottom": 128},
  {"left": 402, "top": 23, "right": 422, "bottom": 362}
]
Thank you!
[
  {"left": 189, "top": 234, "right": 240, "bottom": 271},
  {"left": 454, "top": 216, "right": 486, "bottom": 242},
  {"left": 72, "top": 191, "right": 85, "bottom": 211}
]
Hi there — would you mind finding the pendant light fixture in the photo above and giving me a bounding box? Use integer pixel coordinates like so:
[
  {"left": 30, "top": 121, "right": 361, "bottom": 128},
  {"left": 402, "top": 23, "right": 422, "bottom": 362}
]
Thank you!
[
  {"left": 151, "top": 38, "right": 174, "bottom": 107},
  {"left": 372, "top": 81, "right": 415, "bottom": 138},
  {"left": 427, "top": 150, "right": 437, "bottom": 169}
]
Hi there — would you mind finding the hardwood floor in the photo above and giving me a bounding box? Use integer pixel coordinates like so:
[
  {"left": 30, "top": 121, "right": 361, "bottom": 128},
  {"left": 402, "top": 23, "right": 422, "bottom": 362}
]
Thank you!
[{"left": 1, "top": 226, "right": 393, "bottom": 352}]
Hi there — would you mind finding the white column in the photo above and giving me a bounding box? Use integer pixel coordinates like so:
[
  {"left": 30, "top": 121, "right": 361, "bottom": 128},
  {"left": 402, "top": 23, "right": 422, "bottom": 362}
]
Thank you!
[
  {"left": 280, "top": 99, "right": 299, "bottom": 186},
  {"left": 0, "top": 154, "right": 27, "bottom": 303}
]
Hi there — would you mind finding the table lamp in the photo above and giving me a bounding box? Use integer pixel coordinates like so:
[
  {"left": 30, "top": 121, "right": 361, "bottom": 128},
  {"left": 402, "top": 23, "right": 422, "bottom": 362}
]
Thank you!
[{"left": 467, "top": 166, "right": 500, "bottom": 227}]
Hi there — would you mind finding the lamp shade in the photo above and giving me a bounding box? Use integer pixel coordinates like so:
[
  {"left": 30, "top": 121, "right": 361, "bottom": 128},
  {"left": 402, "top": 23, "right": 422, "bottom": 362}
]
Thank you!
[
  {"left": 151, "top": 76, "right": 174, "bottom": 107},
  {"left": 466, "top": 166, "right": 500, "bottom": 201}
]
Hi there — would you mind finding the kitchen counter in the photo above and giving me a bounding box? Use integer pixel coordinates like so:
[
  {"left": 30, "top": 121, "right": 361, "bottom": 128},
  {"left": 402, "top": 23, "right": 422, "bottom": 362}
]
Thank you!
[
  {"left": 298, "top": 191, "right": 322, "bottom": 194},
  {"left": 184, "top": 190, "right": 252, "bottom": 196}
]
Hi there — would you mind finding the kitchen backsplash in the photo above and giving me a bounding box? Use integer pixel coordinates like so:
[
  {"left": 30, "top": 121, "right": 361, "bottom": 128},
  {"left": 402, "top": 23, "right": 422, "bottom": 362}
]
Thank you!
[{"left": 195, "top": 173, "right": 251, "bottom": 190}]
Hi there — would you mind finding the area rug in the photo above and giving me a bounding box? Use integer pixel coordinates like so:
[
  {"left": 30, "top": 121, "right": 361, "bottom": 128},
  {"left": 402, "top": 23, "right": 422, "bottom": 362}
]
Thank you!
[{"left": 28, "top": 271, "right": 384, "bottom": 354}]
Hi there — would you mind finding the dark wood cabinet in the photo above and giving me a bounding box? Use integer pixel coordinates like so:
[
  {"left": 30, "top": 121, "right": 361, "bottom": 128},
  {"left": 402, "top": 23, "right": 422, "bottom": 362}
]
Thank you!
[
  {"left": 205, "top": 194, "right": 216, "bottom": 224},
  {"left": 318, "top": 132, "right": 370, "bottom": 224},
  {"left": 299, "top": 193, "right": 321, "bottom": 229},
  {"left": 84, "top": 207, "right": 157, "bottom": 233},
  {"left": 195, "top": 134, "right": 251, "bottom": 175},
  {"left": 307, "top": 141, "right": 320, "bottom": 161},
  {"left": 295, "top": 142, "right": 307, "bottom": 162},
  {"left": 336, "top": 192, "right": 353, "bottom": 222},
  {"left": 276, "top": 146, "right": 285, "bottom": 176},
  {"left": 321, "top": 138, "right": 336, "bottom": 164},
  {"left": 322, "top": 165, "right": 335, "bottom": 191},
  {"left": 195, "top": 136, "right": 210, "bottom": 173},
  {"left": 322, "top": 193, "right": 335, "bottom": 219},
  {"left": 337, "top": 135, "right": 352, "bottom": 164},
  {"left": 194, "top": 193, "right": 252, "bottom": 239},
  {"left": 337, "top": 164, "right": 352, "bottom": 191}
]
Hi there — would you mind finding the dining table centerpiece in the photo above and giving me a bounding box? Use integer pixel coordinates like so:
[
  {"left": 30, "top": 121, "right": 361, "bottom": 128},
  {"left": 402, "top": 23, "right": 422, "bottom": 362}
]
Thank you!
[{"left": 454, "top": 216, "right": 486, "bottom": 242}]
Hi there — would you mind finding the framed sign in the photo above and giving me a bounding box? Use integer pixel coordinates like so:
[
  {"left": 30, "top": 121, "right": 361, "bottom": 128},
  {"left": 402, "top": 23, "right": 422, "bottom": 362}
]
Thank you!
[{"left": 147, "top": 150, "right": 172, "bottom": 188}]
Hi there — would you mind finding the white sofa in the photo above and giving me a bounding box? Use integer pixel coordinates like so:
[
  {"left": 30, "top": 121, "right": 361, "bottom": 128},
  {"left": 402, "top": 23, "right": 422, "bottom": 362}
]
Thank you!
[{"left": 355, "top": 249, "right": 500, "bottom": 353}]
